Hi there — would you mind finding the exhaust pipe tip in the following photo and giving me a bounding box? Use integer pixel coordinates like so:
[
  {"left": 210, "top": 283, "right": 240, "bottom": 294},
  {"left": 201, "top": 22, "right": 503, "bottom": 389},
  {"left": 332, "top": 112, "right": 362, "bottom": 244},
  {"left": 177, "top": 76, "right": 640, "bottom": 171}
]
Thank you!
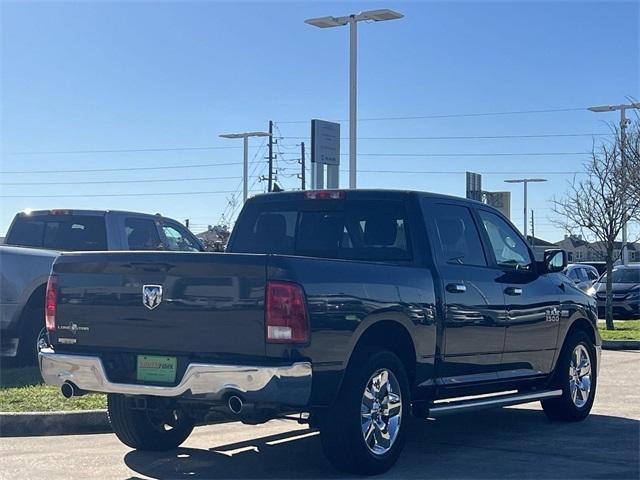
[
  {"left": 61, "top": 382, "right": 75, "bottom": 399},
  {"left": 228, "top": 395, "right": 243, "bottom": 415}
]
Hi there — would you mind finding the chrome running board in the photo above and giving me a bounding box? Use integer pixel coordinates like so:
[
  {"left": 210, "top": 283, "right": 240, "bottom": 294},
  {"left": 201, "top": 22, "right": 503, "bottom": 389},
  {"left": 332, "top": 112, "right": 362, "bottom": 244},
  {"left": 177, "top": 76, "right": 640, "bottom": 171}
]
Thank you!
[{"left": 428, "top": 389, "right": 562, "bottom": 417}]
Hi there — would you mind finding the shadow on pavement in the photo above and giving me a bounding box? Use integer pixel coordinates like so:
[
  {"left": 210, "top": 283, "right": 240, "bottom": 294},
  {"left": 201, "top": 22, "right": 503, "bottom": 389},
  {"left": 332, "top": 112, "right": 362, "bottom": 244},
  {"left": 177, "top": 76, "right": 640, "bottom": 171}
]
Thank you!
[{"left": 124, "top": 408, "right": 639, "bottom": 479}]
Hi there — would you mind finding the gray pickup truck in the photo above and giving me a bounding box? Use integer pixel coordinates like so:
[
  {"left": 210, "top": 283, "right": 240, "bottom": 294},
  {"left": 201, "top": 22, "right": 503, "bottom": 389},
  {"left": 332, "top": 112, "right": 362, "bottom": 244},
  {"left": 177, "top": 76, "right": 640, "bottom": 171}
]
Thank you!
[{"left": 0, "top": 209, "right": 203, "bottom": 363}]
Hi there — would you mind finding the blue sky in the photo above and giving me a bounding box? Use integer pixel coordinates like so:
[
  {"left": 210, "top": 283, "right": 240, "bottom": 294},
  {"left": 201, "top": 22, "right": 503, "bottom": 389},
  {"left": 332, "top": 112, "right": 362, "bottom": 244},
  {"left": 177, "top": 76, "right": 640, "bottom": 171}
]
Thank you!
[{"left": 1, "top": 0, "right": 638, "bottom": 240}]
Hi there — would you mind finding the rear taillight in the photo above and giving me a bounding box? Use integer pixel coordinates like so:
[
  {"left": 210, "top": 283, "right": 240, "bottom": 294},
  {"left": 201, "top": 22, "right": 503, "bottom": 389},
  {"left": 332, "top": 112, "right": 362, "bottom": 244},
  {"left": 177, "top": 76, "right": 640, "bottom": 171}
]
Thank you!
[
  {"left": 265, "top": 281, "right": 309, "bottom": 343},
  {"left": 45, "top": 275, "right": 58, "bottom": 332}
]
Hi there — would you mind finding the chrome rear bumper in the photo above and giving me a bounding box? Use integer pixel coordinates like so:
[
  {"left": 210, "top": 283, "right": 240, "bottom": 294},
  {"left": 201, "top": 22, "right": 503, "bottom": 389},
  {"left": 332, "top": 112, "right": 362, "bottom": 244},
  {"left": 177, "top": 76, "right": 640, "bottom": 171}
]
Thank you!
[{"left": 39, "top": 347, "right": 312, "bottom": 406}]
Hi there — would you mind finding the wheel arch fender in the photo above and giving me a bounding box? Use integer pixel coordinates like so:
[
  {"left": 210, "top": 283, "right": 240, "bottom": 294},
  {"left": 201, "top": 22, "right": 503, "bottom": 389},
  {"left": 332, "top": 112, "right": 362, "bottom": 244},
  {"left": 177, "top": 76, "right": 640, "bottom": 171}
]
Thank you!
[
  {"left": 338, "top": 316, "right": 418, "bottom": 397},
  {"left": 552, "top": 316, "right": 600, "bottom": 374}
]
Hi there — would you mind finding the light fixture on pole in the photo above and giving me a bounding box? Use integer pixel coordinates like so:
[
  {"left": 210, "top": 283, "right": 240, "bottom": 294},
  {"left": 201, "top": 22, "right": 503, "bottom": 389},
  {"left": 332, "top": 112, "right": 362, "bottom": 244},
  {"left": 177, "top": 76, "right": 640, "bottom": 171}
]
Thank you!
[
  {"left": 219, "top": 131, "right": 271, "bottom": 203},
  {"left": 588, "top": 102, "right": 640, "bottom": 265},
  {"left": 504, "top": 178, "right": 547, "bottom": 238},
  {"left": 305, "top": 9, "right": 404, "bottom": 190}
]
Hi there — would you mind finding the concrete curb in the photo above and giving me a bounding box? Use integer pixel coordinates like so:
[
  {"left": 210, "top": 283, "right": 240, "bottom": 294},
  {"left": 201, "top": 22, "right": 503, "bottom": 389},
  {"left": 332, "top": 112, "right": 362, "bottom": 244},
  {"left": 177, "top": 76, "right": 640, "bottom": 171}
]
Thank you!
[
  {"left": 602, "top": 340, "right": 640, "bottom": 350},
  {"left": 0, "top": 409, "right": 111, "bottom": 437}
]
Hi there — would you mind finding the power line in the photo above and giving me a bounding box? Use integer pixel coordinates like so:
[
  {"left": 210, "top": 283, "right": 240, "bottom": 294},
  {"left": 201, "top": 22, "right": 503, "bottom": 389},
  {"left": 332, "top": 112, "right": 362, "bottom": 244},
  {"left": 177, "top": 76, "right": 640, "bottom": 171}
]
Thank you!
[
  {"left": 10, "top": 145, "right": 247, "bottom": 155},
  {"left": 1, "top": 175, "right": 242, "bottom": 186},
  {"left": 280, "top": 133, "right": 610, "bottom": 140},
  {"left": 274, "top": 107, "right": 587, "bottom": 124},
  {"left": 347, "top": 152, "right": 588, "bottom": 157},
  {"left": 1, "top": 151, "right": 589, "bottom": 175},
  {"left": 220, "top": 139, "right": 268, "bottom": 224},
  {"left": 0, "top": 161, "right": 248, "bottom": 175},
  {"left": 355, "top": 170, "right": 583, "bottom": 175},
  {"left": 1, "top": 190, "right": 264, "bottom": 199}
]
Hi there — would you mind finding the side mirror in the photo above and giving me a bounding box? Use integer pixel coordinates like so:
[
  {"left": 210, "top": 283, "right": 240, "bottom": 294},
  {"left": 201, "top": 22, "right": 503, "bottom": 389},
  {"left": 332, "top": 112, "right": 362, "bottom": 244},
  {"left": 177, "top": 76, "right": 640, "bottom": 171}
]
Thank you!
[{"left": 542, "top": 249, "right": 567, "bottom": 273}]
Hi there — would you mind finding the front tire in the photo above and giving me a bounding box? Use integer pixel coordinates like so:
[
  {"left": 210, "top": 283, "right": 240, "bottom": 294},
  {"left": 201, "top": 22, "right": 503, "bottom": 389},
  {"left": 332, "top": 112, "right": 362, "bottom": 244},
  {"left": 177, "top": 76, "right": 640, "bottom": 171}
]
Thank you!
[
  {"left": 107, "top": 394, "right": 195, "bottom": 451},
  {"left": 318, "top": 349, "right": 410, "bottom": 475},
  {"left": 541, "top": 331, "right": 597, "bottom": 422}
]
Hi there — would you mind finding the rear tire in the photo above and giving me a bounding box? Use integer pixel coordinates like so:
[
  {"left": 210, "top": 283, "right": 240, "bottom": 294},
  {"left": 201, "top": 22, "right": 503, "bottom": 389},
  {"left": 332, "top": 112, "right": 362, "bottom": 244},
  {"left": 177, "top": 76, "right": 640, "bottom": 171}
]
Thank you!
[
  {"left": 318, "top": 349, "right": 410, "bottom": 475},
  {"left": 541, "top": 331, "right": 597, "bottom": 422},
  {"left": 15, "top": 306, "right": 43, "bottom": 366},
  {"left": 107, "top": 394, "right": 195, "bottom": 451}
]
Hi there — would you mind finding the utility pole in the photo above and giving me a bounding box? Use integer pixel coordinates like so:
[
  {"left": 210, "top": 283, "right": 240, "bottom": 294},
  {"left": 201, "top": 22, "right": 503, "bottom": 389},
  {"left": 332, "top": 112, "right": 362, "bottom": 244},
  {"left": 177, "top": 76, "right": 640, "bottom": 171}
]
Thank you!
[
  {"left": 300, "top": 142, "right": 306, "bottom": 190},
  {"left": 530, "top": 210, "right": 535, "bottom": 247},
  {"left": 588, "top": 102, "right": 640, "bottom": 265},
  {"left": 268, "top": 121, "right": 274, "bottom": 193}
]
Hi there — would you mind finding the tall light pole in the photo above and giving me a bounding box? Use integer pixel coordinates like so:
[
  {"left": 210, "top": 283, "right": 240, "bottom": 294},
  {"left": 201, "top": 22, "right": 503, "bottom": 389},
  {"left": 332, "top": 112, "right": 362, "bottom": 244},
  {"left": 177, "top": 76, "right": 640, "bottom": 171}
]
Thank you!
[
  {"left": 504, "top": 178, "right": 547, "bottom": 238},
  {"left": 305, "top": 9, "right": 404, "bottom": 189},
  {"left": 219, "top": 131, "right": 271, "bottom": 203},
  {"left": 588, "top": 102, "right": 640, "bottom": 265}
]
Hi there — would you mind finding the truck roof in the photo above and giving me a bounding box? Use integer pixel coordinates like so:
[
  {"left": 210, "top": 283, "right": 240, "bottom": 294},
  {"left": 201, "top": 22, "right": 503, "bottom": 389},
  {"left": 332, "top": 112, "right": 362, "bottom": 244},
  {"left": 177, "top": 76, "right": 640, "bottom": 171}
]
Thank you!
[
  {"left": 14, "top": 209, "right": 166, "bottom": 218},
  {"left": 247, "top": 189, "right": 485, "bottom": 205}
]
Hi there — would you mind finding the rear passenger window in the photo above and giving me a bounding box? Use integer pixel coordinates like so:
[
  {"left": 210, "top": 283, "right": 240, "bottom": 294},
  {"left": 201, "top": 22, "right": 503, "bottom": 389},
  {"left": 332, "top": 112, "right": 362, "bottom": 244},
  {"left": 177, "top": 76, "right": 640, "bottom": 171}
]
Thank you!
[
  {"left": 429, "top": 204, "right": 487, "bottom": 266},
  {"left": 125, "top": 218, "right": 162, "bottom": 250}
]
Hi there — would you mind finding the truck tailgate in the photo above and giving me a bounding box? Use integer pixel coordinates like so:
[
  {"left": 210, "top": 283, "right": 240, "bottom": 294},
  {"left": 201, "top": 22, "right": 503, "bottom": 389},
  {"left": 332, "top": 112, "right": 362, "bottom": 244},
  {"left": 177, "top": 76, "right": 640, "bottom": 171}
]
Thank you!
[{"left": 50, "top": 251, "right": 267, "bottom": 358}]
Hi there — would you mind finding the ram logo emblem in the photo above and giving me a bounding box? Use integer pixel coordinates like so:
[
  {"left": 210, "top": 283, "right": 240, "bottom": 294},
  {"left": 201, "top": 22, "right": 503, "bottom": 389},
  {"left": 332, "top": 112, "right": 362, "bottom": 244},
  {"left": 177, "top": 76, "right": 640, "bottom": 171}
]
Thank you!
[{"left": 142, "top": 285, "right": 163, "bottom": 310}]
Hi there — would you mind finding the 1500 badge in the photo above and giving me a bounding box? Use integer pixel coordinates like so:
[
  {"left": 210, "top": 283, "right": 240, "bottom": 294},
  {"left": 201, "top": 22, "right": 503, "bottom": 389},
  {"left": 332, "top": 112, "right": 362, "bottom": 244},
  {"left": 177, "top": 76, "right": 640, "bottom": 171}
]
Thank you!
[{"left": 545, "top": 307, "right": 560, "bottom": 322}]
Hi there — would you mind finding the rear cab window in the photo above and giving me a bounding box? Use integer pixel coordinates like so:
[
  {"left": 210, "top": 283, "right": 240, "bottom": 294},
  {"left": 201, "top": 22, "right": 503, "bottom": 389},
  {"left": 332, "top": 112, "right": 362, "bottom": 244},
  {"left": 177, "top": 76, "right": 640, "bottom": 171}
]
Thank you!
[
  {"left": 230, "top": 199, "right": 412, "bottom": 262},
  {"left": 125, "top": 217, "right": 163, "bottom": 251},
  {"left": 6, "top": 213, "right": 107, "bottom": 251}
]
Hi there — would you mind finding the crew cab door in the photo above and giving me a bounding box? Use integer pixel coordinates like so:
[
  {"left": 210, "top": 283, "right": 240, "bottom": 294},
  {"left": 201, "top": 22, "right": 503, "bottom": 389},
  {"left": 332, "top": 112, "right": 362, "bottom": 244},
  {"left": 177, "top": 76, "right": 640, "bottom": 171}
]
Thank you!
[
  {"left": 423, "top": 199, "right": 507, "bottom": 384},
  {"left": 475, "top": 209, "right": 560, "bottom": 377}
]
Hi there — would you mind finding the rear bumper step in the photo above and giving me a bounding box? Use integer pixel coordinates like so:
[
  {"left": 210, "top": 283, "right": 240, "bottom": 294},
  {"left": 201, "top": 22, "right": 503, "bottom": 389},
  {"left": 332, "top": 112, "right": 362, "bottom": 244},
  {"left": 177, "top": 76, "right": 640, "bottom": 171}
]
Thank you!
[
  {"left": 38, "top": 347, "right": 312, "bottom": 406},
  {"left": 428, "top": 389, "right": 562, "bottom": 417}
]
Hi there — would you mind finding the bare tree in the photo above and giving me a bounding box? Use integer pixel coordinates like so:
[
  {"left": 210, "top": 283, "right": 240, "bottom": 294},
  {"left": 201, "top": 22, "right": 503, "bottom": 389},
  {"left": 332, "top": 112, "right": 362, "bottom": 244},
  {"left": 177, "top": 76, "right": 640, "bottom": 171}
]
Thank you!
[{"left": 553, "top": 122, "right": 640, "bottom": 330}]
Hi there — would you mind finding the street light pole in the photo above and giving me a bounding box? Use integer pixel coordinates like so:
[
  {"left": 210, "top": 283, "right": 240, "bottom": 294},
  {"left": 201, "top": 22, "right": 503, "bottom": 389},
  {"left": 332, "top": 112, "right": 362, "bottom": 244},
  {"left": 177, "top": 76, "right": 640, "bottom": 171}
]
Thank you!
[
  {"left": 504, "top": 178, "right": 548, "bottom": 238},
  {"left": 219, "top": 131, "right": 271, "bottom": 203},
  {"left": 243, "top": 136, "right": 249, "bottom": 202},
  {"left": 621, "top": 108, "right": 628, "bottom": 266},
  {"left": 588, "top": 102, "right": 640, "bottom": 265},
  {"left": 349, "top": 15, "right": 357, "bottom": 189},
  {"left": 305, "top": 9, "right": 404, "bottom": 190}
]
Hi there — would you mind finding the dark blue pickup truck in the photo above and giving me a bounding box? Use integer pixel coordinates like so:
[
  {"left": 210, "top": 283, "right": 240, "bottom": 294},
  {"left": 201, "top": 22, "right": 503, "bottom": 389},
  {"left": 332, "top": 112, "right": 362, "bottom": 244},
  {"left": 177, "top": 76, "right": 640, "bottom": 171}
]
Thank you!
[{"left": 38, "top": 190, "right": 600, "bottom": 475}]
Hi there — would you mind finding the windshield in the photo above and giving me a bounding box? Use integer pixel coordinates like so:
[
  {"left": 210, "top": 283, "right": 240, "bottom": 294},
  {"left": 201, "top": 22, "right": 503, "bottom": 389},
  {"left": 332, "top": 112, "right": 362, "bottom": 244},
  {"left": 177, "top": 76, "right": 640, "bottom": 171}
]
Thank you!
[{"left": 599, "top": 269, "right": 640, "bottom": 284}]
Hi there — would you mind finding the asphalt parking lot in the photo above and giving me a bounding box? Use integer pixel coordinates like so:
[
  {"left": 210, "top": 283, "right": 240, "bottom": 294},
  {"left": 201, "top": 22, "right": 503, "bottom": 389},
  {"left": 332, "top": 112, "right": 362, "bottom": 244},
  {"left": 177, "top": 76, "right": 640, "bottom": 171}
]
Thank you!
[{"left": 1, "top": 350, "right": 638, "bottom": 480}]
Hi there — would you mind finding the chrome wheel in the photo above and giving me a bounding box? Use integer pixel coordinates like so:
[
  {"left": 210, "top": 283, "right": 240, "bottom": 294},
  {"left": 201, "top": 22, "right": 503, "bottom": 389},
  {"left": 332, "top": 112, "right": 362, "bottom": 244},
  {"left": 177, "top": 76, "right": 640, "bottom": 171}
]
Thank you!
[
  {"left": 361, "top": 368, "right": 402, "bottom": 455},
  {"left": 569, "top": 344, "right": 592, "bottom": 408}
]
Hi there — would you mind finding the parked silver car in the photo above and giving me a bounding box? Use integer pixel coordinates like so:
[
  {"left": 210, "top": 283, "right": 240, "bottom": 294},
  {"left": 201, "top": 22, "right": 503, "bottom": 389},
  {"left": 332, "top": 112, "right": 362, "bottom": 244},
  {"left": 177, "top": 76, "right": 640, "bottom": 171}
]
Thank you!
[{"left": 564, "top": 263, "right": 600, "bottom": 292}]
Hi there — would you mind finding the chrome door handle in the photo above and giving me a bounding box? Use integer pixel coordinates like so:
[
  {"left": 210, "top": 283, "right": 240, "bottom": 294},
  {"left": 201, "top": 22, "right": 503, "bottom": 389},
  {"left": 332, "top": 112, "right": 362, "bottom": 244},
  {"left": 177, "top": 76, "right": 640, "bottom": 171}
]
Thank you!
[
  {"left": 446, "top": 283, "right": 467, "bottom": 293},
  {"left": 505, "top": 287, "right": 523, "bottom": 296}
]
